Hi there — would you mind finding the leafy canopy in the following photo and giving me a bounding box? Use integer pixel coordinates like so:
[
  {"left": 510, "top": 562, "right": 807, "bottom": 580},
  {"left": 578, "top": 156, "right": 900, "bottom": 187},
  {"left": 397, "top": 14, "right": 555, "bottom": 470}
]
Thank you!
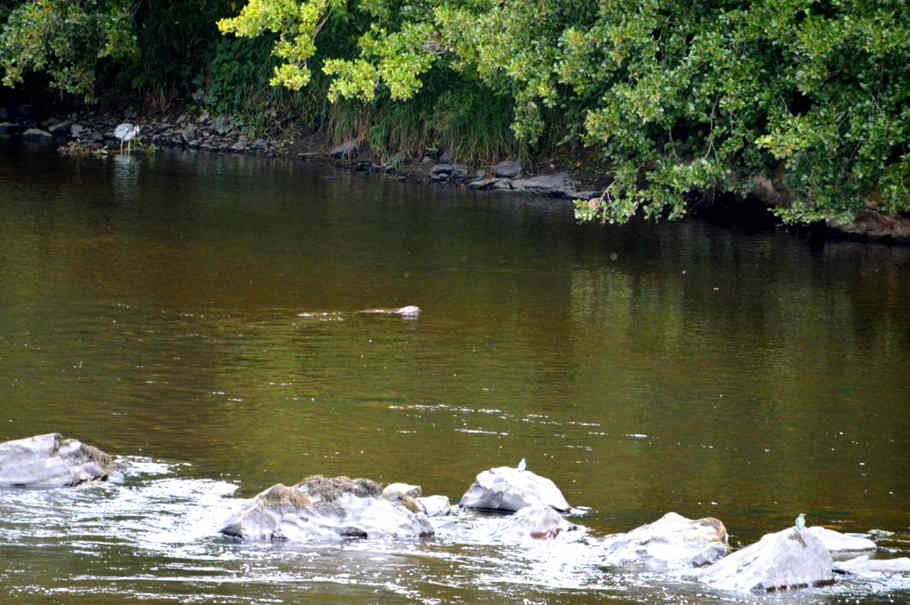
[{"left": 0, "top": 0, "right": 138, "bottom": 101}]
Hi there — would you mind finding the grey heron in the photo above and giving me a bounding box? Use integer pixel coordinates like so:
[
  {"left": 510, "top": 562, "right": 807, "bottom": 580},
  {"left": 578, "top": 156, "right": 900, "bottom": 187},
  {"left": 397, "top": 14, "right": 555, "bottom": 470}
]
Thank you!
[{"left": 114, "top": 122, "right": 140, "bottom": 153}]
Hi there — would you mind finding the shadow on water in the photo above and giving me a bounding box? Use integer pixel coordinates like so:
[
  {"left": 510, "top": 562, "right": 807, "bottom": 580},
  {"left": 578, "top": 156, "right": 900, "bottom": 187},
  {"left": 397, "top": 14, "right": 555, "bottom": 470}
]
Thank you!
[{"left": 1, "top": 147, "right": 908, "bottom": 602}]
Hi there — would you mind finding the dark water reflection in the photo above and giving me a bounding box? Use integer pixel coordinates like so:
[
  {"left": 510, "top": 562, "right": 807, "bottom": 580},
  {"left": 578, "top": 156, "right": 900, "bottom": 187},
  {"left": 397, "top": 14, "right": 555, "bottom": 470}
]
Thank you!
[{"left": 1, "top": 145, "right": 908, "bottom": 603}]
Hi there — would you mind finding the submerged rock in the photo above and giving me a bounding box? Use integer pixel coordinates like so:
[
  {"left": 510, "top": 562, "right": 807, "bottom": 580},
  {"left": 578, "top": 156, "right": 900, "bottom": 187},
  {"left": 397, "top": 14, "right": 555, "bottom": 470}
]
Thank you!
[
  {"left": 597, "top": 512, "right": 728, "bottom": 571},
  {"left": 220, "top": 475, "right": 435, "bottom": 543},
  {"left": 700, "top": 526, "right": 834, "bottom": 593},
  {"left": 0, "top": 433, "right": 114, "bottom": 488},
  {"left": 459, "top": 465, "right": 570, "bottom": 512}
]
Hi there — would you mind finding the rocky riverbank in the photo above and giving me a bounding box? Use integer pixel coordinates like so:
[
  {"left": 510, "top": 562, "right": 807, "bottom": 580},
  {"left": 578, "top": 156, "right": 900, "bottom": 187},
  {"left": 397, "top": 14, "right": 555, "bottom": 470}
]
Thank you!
[{"left": 2, "top": 104, "right": 908, "bottom": 243}]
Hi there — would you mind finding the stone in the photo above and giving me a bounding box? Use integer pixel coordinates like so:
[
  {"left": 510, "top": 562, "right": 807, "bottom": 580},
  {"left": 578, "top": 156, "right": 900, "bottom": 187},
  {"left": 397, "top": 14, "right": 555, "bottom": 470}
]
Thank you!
[
  {"left": 383, "top": 482, "right": 421, "bottom": 500},
  {"left": 493, "top": 160, "right": 522, "bottom": 178},
  {"left": 459, "top": 465, "right": 570, "bottom": 512},
  {"left": 700, "top": 526, "right": 834, "bottom": 593},
  {"left": 0, "top": 122, "right": 25, "bottom": 136},
  {"left": 220, "top": 475, "right": 435, "bottom": 543},
  {"left": 430, "top": 163, "right": 453, "bottom": 181},
  {"left": 212, "top": 115, "right": 230, "bottom": 135},
  {"left": 181, "top": 124, "right": 199, "bottom": 143},
  {"left": 70, "top": 124, "right": 86, "bottom": 138},
  {"left": 438, "top": 151, "right": 452, "bottom": 163},
  {"left": 48, "top": 120, "right": 72, "bottom": 136},
  {"left": 451, "top": 164, "right": 469, "bottom": 180},
  {"left": 21, "top": 128, "right": 54, "bottom": 143},
  {"left": 827, "top": 209, "right": 910, "bottom": 243},
  {"left": 490, "top": 504, "right": 578, "bottom": 543},
  {"left": 0, "top": 433, "right": 114, "bottom": 488},
  {"left": 510, "top": 173, "right": 580, "bottom": 198},
  {"left": 805, "top": 526, "right": 876, "bottom": 553},
  {"left": 417, "top": 495, "right": 452, "bottom": 517},
  {"left": 467, "top": 177, "right": 499, "bottom": 190},
  {"left": 597, "top": 512, "right": 728, "bottom": 571}
]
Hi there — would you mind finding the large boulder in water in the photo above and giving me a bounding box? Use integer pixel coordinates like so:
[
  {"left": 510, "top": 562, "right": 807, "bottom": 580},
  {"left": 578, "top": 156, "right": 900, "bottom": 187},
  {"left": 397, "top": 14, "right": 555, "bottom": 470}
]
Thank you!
[
  {"left": 597, "top": 512, "right": 728, "bottom": 571},
  {"left": 459, "top": 465, "right": 570, "bottom": 512},
  {"left": 700, "top": 526, "right": 834, "bottom": 593},
  {"left": 0, "top": 433, "right": 113, "bottom": 488},
  {"left": 220, "top": 475, "right": 435, "bottom": 542}
]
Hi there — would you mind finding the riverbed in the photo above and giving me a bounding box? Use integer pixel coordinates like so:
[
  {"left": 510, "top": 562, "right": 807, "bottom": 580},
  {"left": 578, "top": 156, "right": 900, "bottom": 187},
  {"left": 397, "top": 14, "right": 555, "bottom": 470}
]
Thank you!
[{"left": 1, "top": 144, "right": 908, "bottom": 603}]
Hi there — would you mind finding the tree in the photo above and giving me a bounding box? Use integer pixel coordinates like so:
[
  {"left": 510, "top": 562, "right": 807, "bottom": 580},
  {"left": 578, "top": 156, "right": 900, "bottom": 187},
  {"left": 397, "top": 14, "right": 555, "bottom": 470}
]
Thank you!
[{"left": 0, "top": 0, "right": 138, "bottom": 101}]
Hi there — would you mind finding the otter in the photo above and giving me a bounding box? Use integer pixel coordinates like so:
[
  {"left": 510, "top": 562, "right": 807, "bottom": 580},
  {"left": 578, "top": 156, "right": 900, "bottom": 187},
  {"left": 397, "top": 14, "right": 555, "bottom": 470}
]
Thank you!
[{"left": 357, "top": 305, "right": 420, "bottom": 318}]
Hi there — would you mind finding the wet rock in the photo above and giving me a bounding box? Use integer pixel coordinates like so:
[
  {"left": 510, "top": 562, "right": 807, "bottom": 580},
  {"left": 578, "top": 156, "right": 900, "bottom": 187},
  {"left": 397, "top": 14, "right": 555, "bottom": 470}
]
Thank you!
[
  {"left": 489, "top": 504, "right": 579, "bottom": 543},
  {"left": 0, "top": 122, "right": 26, "bottom": 136},
  {"left": 467, "top": 177, "right": 499, "bottom": 190},
  {"left": 298, "top": 151, "right": 327, "bottom": 160},
  {"left": 451, "top": 164, "right": 469, "bottom": 181},
  {"left": 430, "top": 163, "right": 453, "bottom": 181},
  {"left": 417, "top": 495, "right": 452, "bottom": 517},
  {"left": 212, "top": 115, "right": 230, "bottom": 135},
  {"left": 827, "top": 209, "right": 910, "bottom": 243},
  {"left": 0, "top": 433, "right": 114, "bottom": 488},
  {"left": 70, "top": 123, "right": 86, "bottom": 138},
  {"left": 806, "top": 526, "right": 876, "bottom": 553},
  {"left": 181, "top": 124, "right": 199, "bottom": 143},
  {"left": 438, "top": 150, "right": 452, "bottom": 163},
  {"left": 48, "top": 120, "right": 72, "bottom": 137},
  {"left": 493, "top": 160, "right": 522, "bottom": 178},
  {"left": 597, "top": 512, "right": 728, "bottom": 571},
  {"left": 383, "top": 482, "right": 421, "bottom": 499},
  {"left": 22, "top": 128, "right": 54, "bottom": 143},
  {"left": 700, "top": 526, "right": 834, "bottom": 593},
  {"left": 510, "top": 173, "right": 580, "bottom": 199},
  {"left": 220, "top": 475, "right": 435, "bottom": 543},
  {"left": 459, "top": 465, "right": 570, "bottom": 512}
]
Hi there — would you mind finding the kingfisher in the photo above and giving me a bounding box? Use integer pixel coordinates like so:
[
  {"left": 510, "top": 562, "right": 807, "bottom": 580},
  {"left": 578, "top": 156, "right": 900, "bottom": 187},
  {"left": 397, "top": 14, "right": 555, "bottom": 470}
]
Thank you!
[
  {"left": 517, "top": 458, "right": 526, "bottom": 471},
  {"left": 795, "top": 513, "right": 806, "bottom": 531}
]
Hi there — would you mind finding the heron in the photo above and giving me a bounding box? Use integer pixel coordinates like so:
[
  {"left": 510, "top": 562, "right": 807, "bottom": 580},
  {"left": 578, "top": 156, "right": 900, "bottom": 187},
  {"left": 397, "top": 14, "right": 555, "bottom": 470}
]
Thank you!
[{"left": 114, "top": 122, "right": 140, "bottom": 153}]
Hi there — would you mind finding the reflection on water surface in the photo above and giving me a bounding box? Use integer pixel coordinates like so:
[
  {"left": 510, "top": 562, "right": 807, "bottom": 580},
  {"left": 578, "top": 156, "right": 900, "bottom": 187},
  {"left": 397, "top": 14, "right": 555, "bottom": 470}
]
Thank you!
[{"left": 1, "top": 146, "right": 908, "bottom": 603}]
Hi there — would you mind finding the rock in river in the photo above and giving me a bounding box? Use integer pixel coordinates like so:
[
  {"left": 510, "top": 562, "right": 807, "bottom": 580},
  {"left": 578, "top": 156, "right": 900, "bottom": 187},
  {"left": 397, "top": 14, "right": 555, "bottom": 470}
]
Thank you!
[
  {"left": 220, "top": 475, "right": 435, "bottom": 542},
  {"left": 700, "top": 526, "right": 834, "bottom": 593},
  {"left": 597, "top": 512, "right": 728, "bottom": 571},
  {"left": 489, "top": 504, "right": 580, "bottom": 544},
  {"left": 0, "top": 433, "right": 114, "bottom": 488},
  {"left": 459, "top": 465, "right": 570, "bottom": 512}
]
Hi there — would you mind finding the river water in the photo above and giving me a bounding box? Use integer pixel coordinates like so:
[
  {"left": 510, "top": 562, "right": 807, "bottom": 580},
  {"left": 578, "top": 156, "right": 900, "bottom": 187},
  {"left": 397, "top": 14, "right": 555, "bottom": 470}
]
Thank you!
[{"left": 1, "top": 144, "right": 908, "bottom": 603}]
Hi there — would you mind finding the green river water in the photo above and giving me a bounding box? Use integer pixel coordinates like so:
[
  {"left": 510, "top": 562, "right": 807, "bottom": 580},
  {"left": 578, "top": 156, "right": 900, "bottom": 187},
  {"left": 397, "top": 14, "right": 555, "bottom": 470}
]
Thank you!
[{"left": 1, "top": 143, "right": 908, "bottom": 603}]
